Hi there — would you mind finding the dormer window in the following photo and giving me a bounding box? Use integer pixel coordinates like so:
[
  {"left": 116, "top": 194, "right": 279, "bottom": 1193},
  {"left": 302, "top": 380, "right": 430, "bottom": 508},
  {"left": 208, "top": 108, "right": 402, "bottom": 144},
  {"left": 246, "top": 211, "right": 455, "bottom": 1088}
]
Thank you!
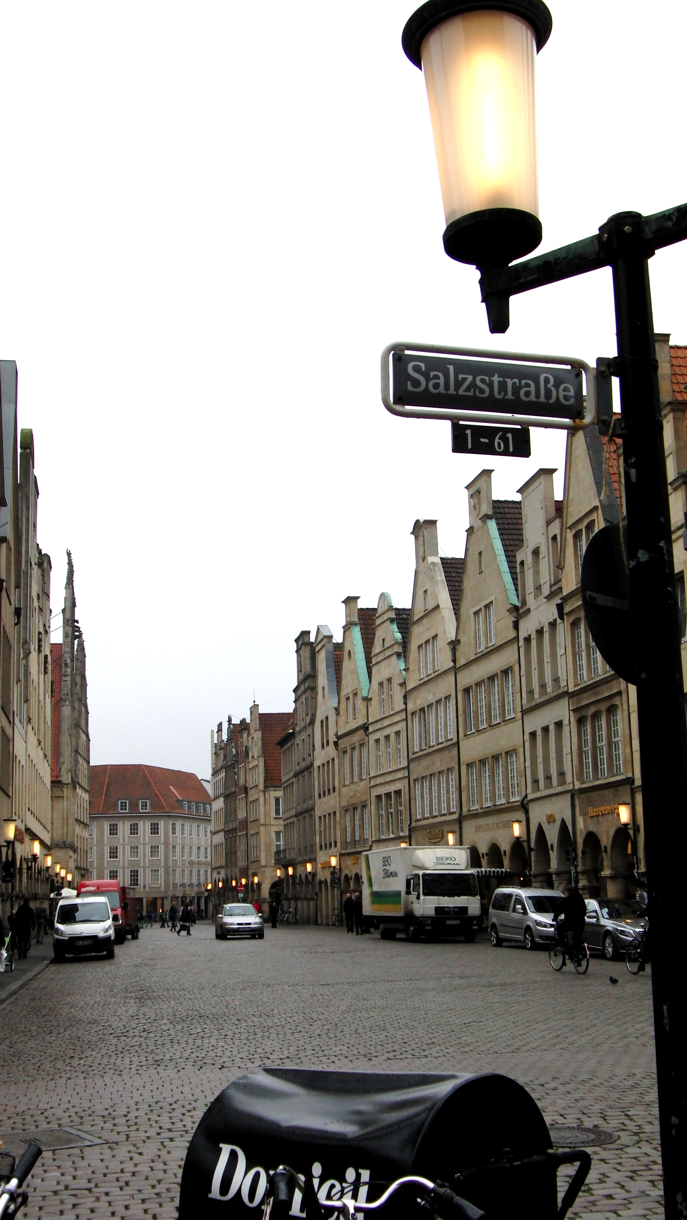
[
  {"left": 139, "top": 799, "right": 150, "bottom": 813},
  {"left": 118, "top": 800, "right": 129, "bottom": 813}
]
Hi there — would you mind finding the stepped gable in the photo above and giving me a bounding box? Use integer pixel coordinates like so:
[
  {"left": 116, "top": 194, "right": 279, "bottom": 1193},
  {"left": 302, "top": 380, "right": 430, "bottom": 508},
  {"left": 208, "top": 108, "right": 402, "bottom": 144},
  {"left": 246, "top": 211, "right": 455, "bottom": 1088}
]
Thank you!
[
  {"left": 393, "top": 607, "right": 411, "bottom": 658},
  {"left": 90, "top": 764, "right": 210, "bottom": 814},
  {"left": 440, "top": 558, "right": 465, "bottom": 618},
  {"left": 492, "top": 500, "right": 523, "bottom": 588},
  {"left": 358, "top": 607, "right": 377, "bottom": 672},
  {"left": 259, "top": 712, "right": 295, "bottom": 785},
  {"left": 670, "top": 345, "right": 687, "bottom": 401}
]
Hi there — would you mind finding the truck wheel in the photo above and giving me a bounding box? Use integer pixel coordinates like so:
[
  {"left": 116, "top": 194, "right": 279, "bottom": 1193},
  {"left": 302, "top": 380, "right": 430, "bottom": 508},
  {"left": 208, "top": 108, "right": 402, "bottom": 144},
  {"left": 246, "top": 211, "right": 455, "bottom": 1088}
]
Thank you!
[
  {"left": 405, "top": 921, "right": 421, "bottom": 942},
  {"left": 490, "top": 924, "right": 502, "bottom": 947},
  {"left": 463, "top": 927, "right": 476, "bottom": 943},
  {"left": 379, "top": 926, "right": 397, "bottom": 940}
]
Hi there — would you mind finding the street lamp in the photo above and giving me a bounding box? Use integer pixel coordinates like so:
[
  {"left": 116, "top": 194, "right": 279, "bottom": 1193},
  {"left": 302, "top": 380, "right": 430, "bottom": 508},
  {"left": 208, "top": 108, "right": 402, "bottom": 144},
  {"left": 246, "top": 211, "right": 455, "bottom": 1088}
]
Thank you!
[
  {"left": 512, "top": 820, "right": 522, "bottom": 838},
  {"left": 618, "top": 804, "right": 632, "bottom": 826},
  {"left": 402, "top": 0, "right": 551, "bottom": 269},
  {"left": 447, "top": 832, "right": 456, "bottom": 847},
  {"left": 2, "top": 818, "right": 17, "bottom": 973},
  {"left": 400, "top": 3, "right": 687, "bottom": 1211}
]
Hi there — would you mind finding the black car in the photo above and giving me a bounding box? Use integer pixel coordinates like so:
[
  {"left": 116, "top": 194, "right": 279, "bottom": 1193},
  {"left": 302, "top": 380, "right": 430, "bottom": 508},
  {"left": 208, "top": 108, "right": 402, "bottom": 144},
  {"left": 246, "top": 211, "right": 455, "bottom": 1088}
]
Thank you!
[{"left": 584, "top": 898, "right": 646, "bottom": 960}]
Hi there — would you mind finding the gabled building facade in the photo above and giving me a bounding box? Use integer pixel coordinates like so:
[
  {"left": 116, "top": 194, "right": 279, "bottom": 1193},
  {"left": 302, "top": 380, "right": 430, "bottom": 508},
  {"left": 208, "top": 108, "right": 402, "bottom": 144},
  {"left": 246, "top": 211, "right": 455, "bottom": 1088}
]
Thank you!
[
  {"left": 245, "top": 703, "right": 290, "bottom": 913},
  {"left": 337, "top": 598, "right": 375, "bottom": 894},
  {"left": 367, "top": 594, "right": 411, "bottom": 851},
  {"left": 313, "top": 624, "right": 341, "bottom": 925},
  {"left": 405, "top": 521, "right": 463, "bottom": 849}
]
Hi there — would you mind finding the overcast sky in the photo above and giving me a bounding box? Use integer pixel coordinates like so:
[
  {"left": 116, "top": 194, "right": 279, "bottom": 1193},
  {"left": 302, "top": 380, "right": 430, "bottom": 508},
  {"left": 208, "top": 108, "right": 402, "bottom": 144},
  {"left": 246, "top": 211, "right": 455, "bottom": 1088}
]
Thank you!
[{"left": 1, "top": 1, "right": 686, "bottom": 781}]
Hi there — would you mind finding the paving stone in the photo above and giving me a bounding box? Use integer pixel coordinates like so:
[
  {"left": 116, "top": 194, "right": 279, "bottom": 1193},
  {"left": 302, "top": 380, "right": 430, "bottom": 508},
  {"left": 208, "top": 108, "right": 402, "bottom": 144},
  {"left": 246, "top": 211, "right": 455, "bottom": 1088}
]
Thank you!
[{"left": 1, "top": 925, "right": 661, "bottom": 1220}]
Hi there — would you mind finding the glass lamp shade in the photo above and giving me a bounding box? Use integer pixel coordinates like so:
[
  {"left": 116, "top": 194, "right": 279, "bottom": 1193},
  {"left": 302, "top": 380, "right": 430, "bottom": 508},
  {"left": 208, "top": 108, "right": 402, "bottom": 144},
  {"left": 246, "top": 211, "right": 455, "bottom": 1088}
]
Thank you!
[
  {"left": 3, "top": 817, "right": 17, "bottom": 843},
  {"left": 45, "top": 855, "right": 52, "bottom": 869},
  {"left": 403, "top": 1, "right": 552, "bottom": 268},
  {"left": 512, "top": 820, "right": 522, "bottom": 838}
]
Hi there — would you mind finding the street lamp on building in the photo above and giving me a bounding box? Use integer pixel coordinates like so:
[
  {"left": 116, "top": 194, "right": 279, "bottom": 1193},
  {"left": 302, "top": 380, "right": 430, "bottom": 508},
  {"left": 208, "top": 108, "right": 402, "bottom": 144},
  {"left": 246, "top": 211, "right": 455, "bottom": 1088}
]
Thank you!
[
  {"left": 618, "top": 804, "right": 632, "bottom": 826},
  {"left": 2, "top": 818, "right": 17, "bottom": 972},
  {"left": 400, "top": 2, "right": 687, "bottom": 1210},
  {"left": 447, "top": 832, "right": 456, "bottom": 847}
]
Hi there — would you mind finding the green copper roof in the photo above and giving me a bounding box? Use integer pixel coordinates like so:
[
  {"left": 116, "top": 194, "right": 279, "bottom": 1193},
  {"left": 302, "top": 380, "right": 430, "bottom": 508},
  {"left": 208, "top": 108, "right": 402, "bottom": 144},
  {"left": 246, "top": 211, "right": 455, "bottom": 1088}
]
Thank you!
[
  {"left": 487, "top": 517, "right": 519, "bottom": 607},
  {"left": 350, "top": 623, "right": 370, "bottom": 698}
]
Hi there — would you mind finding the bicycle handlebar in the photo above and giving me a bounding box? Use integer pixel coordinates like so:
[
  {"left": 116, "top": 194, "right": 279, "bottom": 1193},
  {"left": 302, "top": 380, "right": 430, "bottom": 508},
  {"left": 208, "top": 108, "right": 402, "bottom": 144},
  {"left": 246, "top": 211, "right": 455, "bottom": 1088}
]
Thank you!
[
  {"left": 267, "top": 1169, "right": 485, "bottom": 1220},
  {"left": 0, "top": 1141, "right": 42, "bottom": 1219}
]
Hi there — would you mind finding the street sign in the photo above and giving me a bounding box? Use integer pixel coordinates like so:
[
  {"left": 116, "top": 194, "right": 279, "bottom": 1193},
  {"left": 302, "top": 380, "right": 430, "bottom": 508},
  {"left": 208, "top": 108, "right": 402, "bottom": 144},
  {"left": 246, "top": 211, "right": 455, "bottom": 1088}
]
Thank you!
[
  {"left": 394, "top": 351, "right": 582, "bottom": 419},
  {"left": 452, "top": 422, "right": 531, "bottom": 457},
  {"left": 381, "top": 343, "right": 595, "bottom": 431}
]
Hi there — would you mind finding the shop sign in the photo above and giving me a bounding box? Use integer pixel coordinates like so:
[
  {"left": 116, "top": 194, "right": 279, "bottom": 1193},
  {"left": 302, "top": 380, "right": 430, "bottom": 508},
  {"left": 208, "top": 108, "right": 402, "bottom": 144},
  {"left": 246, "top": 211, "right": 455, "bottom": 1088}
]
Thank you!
[
  {"left": 427, "top": 828, "right": 444, "bottom": 844},
  {"left": 588, "top": 804, "right": 619, "bottom": 818}
]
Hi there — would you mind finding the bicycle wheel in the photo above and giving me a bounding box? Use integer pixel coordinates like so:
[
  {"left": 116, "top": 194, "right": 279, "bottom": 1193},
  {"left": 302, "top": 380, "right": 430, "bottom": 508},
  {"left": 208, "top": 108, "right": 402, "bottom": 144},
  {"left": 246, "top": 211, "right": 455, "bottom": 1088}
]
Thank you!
[
  {"left": 574, "top": 943, "right": 590, "bottom": 975},
  {"left": 549, "top": 944, "right": 565, "bottom": 971},
  {"left": 626, "top": 947, "right": 642, "bottom": 975}
]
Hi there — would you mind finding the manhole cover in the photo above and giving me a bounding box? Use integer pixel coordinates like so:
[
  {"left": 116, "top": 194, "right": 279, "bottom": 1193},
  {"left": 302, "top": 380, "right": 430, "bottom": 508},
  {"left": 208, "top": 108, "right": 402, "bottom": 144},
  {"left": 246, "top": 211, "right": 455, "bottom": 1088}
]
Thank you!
[
  {"left": 549, "top": 1125, "right": 618, "bottom": 1148},
  {"left": 0, "top": 1127, "right": 105, "bottom": 1157}
]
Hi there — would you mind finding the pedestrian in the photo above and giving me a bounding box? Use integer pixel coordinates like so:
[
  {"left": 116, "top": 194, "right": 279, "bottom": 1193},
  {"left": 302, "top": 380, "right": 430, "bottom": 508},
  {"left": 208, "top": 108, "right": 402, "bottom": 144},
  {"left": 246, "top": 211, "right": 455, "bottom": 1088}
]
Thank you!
[
  {"left": 146, "top": 909, "right": 154, "bottom": 928},
  {"left": 343, "top": 892, "right": 355, "bottom": 934},
  {"left": 159, "top": 909, "right": 167, "bottom": 928},
  {"left": 169, "top": 902, "right": 178, "bottom": 933},
  {"left": 353, "top": 893, "right": 364, "bottom": 935},
  {"left": 177, "top": 903, "right": 192, "bottom": 936},
  {"left": 13, "top": 898, "right": 36, "bottom": 959},
  {"left": 269, "top": 899, "right": 278, "bottom": 929},
  {"left": 34, "top": 901, "right": 48, "bottom": 945},
  {"left": 253, "top": 899, "right": 261, "bottom": 916}
]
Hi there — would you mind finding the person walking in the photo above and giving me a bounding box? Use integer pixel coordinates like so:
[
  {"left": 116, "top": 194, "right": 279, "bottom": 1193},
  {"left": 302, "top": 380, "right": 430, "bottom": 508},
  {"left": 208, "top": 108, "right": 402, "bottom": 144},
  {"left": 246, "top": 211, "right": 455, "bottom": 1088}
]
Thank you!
[
  {"left": 353, "top": 893, "right": 364, "bottom": 935},
  {"left": 159, "top": 909, "right": 168, "bottom": 928},
  {"left": 343, "top": 892, "right": 355, "bottom": 934},
  {"left": 168, "top": 902, "right": 178, "bottom": 933},
  {"left": 269, "top": 899, "right": 278, "bottom": 929},
  {"left": 34, "top": 902, "right": 48, "bottom": 945},
  {"left": 177, "top": 903, "right": 192, "bottom": 936},
  {"left": 14, "top": 898, "right": 36, "bottom": 959}
]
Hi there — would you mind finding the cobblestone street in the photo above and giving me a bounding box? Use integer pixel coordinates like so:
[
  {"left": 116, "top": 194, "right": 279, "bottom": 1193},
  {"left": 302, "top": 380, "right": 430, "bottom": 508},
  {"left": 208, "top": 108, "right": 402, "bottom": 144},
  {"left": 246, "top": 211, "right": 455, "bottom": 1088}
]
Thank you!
[{"left": 1, "top": 924, "right": 660, "bottom": 1220}]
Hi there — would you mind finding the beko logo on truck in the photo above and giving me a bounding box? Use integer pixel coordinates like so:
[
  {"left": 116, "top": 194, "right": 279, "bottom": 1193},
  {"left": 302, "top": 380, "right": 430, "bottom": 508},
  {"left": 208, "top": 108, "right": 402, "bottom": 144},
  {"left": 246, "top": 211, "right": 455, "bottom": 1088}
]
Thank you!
[{"left": 209, "top": 1144, "right": 371, "bottom": 1208}]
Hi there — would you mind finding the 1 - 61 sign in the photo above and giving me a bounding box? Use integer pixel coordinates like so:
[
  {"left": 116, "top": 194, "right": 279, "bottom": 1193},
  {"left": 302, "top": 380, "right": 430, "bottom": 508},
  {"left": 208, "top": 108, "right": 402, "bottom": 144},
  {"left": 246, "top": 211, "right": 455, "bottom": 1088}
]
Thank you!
[{"left": 452, "top": 422, "right": 531, "bottom": 458}]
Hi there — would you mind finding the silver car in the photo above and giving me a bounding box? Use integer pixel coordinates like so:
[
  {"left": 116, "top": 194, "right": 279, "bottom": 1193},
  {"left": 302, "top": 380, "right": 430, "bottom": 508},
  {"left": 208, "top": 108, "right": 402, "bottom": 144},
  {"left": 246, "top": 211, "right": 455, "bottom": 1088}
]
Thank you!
[
  {"left": 53, "top": 896, "right": 116, "bottom": 961},
  {"left": 215, "top": 903, "right": 264, "bottom": 940},
  {"left": 584, "top": 898, "right": 646, "bottom": 961},
  {"left": 489, "top": 887, "right": 564, "bottom": 950}
]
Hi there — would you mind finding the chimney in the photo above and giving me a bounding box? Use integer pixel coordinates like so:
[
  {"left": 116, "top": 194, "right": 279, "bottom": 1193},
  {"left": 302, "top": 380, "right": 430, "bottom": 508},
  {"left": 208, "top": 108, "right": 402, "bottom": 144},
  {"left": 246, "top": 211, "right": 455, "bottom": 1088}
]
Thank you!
[
  {"left": 466, "top": 470, "right": 493, "bottom": 529},
  {"left": 342, "top": 596, "right": 359, "bottom": 625},
  {"left": 411, "top": 520, "right": 438, "bottom": 566}
]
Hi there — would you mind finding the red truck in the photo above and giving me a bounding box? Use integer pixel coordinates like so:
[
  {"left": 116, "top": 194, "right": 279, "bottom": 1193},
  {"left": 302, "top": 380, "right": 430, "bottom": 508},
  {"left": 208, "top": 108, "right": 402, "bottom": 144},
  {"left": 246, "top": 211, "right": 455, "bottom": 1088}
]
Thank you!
[{"left": 77, "top": 879, "right": 139, "bottom": 943}]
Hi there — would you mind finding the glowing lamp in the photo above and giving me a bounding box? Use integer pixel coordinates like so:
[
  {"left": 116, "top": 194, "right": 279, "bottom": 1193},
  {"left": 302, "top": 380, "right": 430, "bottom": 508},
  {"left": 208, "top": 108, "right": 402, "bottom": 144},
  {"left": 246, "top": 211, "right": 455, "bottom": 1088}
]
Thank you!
[
  {"left": 512, "top": 820, "right": 522, "bottom": 838},
  {"left": 402, "top": 0, "right": 552, "bottom": 269},
  {"left": 618, "top": 804, "right": 632, "bottom": 825},
  {"left": 287, "top": 866, "right": 294, "bottom": 877},
  {"left": 306, "top": 862, "right": 312, "bottom": 873},
  {"left": 447, "top": 832, "right": 456, "bottom": 846},
  {"left": 45, "top": 855, "right": 52, "bottom": 869},
  {"left": 32, "top": 839, "right": 41, "bottom": 857},
  {"left": 3, "top": 818, "right": 16, "bottom": 843},
  {"left": 330, "top": 855, "right": 338, "bottom": 868}
]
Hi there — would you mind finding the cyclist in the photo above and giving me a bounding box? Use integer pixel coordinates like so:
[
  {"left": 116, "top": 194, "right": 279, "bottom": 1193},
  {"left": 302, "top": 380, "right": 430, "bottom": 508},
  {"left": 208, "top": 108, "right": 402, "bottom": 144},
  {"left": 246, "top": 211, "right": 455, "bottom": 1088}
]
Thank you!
[{"left": 555, "top": 885, "right": 586, "bottom": 960}]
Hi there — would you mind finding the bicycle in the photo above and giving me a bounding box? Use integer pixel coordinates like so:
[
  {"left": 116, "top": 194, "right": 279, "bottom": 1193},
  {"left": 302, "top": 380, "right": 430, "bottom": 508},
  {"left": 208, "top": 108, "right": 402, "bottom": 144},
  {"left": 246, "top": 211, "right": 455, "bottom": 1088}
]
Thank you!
[
  {"left": 548, "top": 927, "right": 589, "bottom": 975},
  {"left": 626, "top": 924, "right": 649, "bottom": 975},
  {"left": 262, "top": 1153, "right": 590, "bottom": 1220},
  {"left": 0, "top": 1140, "right": 42, "bottom": 1218},
  {"left": 278, "top": 908, "right": 296, "bottom": 926}
]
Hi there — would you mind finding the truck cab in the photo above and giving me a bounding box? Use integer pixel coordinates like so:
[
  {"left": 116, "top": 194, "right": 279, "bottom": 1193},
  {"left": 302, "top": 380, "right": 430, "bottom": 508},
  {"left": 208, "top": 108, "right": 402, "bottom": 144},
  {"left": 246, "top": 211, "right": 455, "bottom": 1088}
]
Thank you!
[{"left": 363, "top": 846, "right": 481, "bottom": 942}]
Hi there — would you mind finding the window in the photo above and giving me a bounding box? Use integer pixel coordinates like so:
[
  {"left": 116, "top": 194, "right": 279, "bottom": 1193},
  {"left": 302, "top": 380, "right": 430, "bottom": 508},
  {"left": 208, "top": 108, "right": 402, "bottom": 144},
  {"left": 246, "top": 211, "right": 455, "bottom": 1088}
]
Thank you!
[
  {"left": 503, "top": 669, "right": 515, "bottom": 718},
  {"left": 425, "top": 640, "right": 432, "bottom": 676},
  {"left": 379, "top": 682, "right": 386, "bottom": 716},
  {"left": 353, "top": 692, "right": 359, "bottom": 719},
  {"left": 139, "top": 799, "right": 150, "bottom": 812},
  {"left": 467, "top": 763, "right": 478, "bottom": 809},
  {"left": 476, "top": 681, "right": 487, "bottom": 729},
  {"left": 375, "top": 738, "right": 382, "bottom": 773},
  {"left": 593, "top": 711, "right": 607, "bottom": 778},
  {"left": 363, "top": 804, "right": 370, "bottom": 843},
  {"left": 507, "top": 750, "right": 520, "bottom": 801},
  {"left": 610, "top": 706, "right": 623, "bottom": 774},
  {"left": 529, "top": 731, "right": 539, "bottom": 791},
  {"left": 428, "top": 707, "right": 435, "bottom": 747},
  {"left": 423, "top": 776, "right": 430, "bottom": 819},
  {"left": 387, "top": 792, "right": 395, "bottom": 835},
  {"left": 440, "top": 771, "right": 447, "bottom": 814},
  {"left": 574, "top": 530, "right": 584, "bottom": 584},
  {"left": 150, "top": 868, "right": 160, "bottom": 886},
  {"left": 345, "top": 810, "right": 351, "bottom": 847},
  {"left": 432, "top": 635, "right": 439, "bottom": 671},
  {"left": 464, "top": 689, "right": 475, "bottom": 734},
  {"left": 180, "top": 822, "right": 186, "bottom": 837},
  {"left": 171, "top": 868, "right": 177, "bottom": 885},
  {"left": 150, "top": 844, "right": 161, "bottom": 859},
  {"left": 554, "top": 720, "right": 566, "bottom": 783},
  {"left": 353, "top": 807, "right": 360, "bottom": 845},
  {"left": 477, "top": 550, "right": 483, "bottom": 574},
  {"left": 274, "top": 797, "right": 282, "bottom": 818},
  {"left": 108, "top": 869, "right": 119, "bottom": 881},
  {"left": 171, "top": 822, "right": 177, "bottom": 836},
  {"left": 360, "top": 743, "right": 367, "bottom": 779},
  {"left": 532, "top": 547, "right": 542, "bottom": 595},
  {"left": 489, "top": 675, "right": 501, "bottom": 723},
  {"left": 396, "top": 790, "right": 404, "bottom": 833},
  {"left": 536, "top": 628, "right": 546, "bottom": 694},
  {"left": 412, "top": 712, "right": 420, "bottom": 752},
  {"left": 585, "top": 519, "right": 597, "bottom": 548},
  {"left": 346, "top": 696, "right": 351, "bottom": 722},
  {"left": 108, "top": 822, "right": 119, "bottom": 837},
  {"left": 485, "top": 602, "right": 495, "bottom": 646},
  {"left": 129, "top": 869, "right": 139, "bottom": 887},
  {"left": 518, "top": 559, "right": 527, "bottom": 606},
  {"left": 351, "top": 746, "right": 358, "bottom": 783},
  {"left": 128, "top": 822, "right": 139, "bottom": 837},
  {"left": 590, "top": 638, "right": 601, "bottom": 679},
  {"left": 541, "top": 725, "right": 552, "bottom": 788},
  {"left": 437, "top": 700, "right": 445, "bottom": 743},
  {"left": 108, "top": 844, "right": 119, "bottom": 861},
  {"left": 573, "top": 619, "right": 586, "bottom": 684},
  {"left": 150, "top": 822, "right": 160, "bottom": 836},
  {"left": 118, "top": 800, "right": 129, "bottom": 813},
  {"left": 415, "top": 777, "right": 422, "bottom": 820},
  {"left": 475, "top": 608, "right": 485, "bottom": 652},
  {"left": 385, "top": 735, "right": 392, "bottom": 769},
  {"left": 524, "top": 635, "right": 534, "bottom": 702},
  {"left": 420, "top": 707, "right": 427, "bottom": 749},
  {"left": 395, "top": 731, "right": 402, "bottom": 767},
  {"left": 548, "top": 621, "right": 560, "bottom": 687},
  {"left": 481, "top": 759, "right": 492, "bottom": 807},
  {"left": 445, "top": 696, "right": 453, "bottom": 739},
  {"left": 387, "top": 677, "right": 394, "bottom": 712},
  {"left": 580, "top": 717, "right": 593, "bottom": 782},
  {"left": 130, "top": 844, "right": 140, "bottom": 860},
  {"left": 418, "top": 644, "right": 425, "bottom": 679},
  {"left": 493, "top": 755, "right": 505, "bottom": 804},
  {"left": 343, "top": 749, "right": 349, "bottom": 785}
]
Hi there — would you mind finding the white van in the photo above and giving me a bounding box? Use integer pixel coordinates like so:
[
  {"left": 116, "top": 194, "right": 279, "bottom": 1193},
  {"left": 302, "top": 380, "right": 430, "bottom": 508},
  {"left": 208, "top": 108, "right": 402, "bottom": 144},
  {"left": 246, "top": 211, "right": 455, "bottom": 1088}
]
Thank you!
[{"left": 362, "top": 846, "right": 481, "bottom": 941}]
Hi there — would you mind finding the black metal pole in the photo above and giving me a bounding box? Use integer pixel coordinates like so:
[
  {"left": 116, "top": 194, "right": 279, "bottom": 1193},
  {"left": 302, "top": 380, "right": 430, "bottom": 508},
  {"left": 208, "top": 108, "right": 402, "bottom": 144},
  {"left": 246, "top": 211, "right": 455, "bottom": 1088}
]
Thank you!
[{"left": 605, "top": 211, "right": 687, "bottom": 1220}]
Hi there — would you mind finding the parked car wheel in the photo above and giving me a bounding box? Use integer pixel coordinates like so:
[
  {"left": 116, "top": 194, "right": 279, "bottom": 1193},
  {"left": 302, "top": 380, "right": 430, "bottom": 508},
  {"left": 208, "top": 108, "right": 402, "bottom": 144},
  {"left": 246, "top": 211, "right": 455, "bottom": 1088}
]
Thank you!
[
  {"left": 105, "top": 944, "right": 115, "bottom": 959},
  {"left": 490, "top": 924, "right": 502, "bottom": 947},
  {"left": 258, "top": 933, "right": 264, "bottom": 940},
  {"left": 53, "top": 946, "right": 65, "bottom": 963},
  {"left": 524, "top": 927, "right": 535, "bottom": 951},
  {"left": 603, "top": 932, "right": 616, "bottom": 961}
]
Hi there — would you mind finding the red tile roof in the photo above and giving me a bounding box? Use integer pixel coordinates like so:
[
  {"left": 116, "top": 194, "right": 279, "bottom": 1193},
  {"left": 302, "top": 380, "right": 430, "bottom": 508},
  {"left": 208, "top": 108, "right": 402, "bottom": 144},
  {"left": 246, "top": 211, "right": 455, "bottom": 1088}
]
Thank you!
[
  {"left": 392, "top": 608, "right": 411, "bottom": 659},
  {"left": 259, "top": 713, "right": 294, "bottom": 786},
  {"left": 492, "top": 500, "right": 523, "bottom": 588},
  {"left": 600, "top": 436, "right": 622, "bottom": 506},
  {"left": 670, "top": 345, "right": 687, "bottom": 401},
  {"left": 90, "top": 764, "right": 211, "bottom": 814},
  {"left": 333, "top": 642, "right": 343, "bottom": 696},
  {"left": 51, "top": 644, "right": 62, "bottom": 783},
  {"left": 440, "top": 558, "right": 465, "bottom": 618},
  {"left": 358, "top": 608, "right": 377, "bottom": 672}
]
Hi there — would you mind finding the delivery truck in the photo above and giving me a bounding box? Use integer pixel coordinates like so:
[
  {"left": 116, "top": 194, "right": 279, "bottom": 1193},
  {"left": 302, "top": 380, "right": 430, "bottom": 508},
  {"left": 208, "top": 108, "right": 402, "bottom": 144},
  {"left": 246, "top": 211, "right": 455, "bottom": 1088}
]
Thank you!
[{"left": 362, "top": 845, "right": 481, "bottom": 941}]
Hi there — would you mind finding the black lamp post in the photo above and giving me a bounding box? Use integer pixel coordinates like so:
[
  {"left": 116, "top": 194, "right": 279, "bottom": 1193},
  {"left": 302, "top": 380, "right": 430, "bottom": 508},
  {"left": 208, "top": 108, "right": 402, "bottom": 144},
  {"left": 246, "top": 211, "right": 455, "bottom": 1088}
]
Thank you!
[
  {"left": 2, "top": 818, "right": 18, "bottom": 972},
  {"left": 401, "top": 3, "right": 687, "bottom": 1214}
]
